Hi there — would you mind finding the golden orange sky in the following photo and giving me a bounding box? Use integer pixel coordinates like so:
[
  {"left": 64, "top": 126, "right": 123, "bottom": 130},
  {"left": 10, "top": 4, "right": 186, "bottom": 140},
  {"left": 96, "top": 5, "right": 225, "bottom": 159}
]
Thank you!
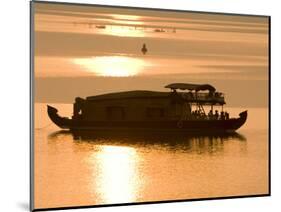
[
  {"left": 34, "top": 2, "right": 268, "bottom": 77},
  {"left": 33, "top": 2, "right": 269, "bottom": 107}
]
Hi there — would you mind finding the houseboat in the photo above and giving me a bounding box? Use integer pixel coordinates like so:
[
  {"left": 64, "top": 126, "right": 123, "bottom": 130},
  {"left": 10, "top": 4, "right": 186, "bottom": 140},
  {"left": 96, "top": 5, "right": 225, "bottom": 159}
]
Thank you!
[{"left": 47, "top": 83, "right": 247, "bottom": 132}]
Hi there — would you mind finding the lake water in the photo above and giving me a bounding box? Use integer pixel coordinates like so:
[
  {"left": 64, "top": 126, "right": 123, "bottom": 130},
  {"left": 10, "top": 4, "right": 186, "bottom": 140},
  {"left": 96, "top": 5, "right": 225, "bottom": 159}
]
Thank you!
[{"left": 34, "top": 103, "right": 269, "bottom": 209}]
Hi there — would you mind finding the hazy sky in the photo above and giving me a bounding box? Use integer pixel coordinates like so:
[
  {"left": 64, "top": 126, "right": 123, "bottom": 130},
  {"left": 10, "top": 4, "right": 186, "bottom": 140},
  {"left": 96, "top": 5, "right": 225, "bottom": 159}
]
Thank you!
[{"left": 33, "top": 2, "right": 269, "bottom": 107}]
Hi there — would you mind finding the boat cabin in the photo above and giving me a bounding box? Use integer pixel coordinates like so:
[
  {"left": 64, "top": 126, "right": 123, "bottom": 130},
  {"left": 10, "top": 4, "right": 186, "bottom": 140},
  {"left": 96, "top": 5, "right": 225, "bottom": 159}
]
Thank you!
[{"left": 72, "top": 83, "right": 225, "bottom": 122}]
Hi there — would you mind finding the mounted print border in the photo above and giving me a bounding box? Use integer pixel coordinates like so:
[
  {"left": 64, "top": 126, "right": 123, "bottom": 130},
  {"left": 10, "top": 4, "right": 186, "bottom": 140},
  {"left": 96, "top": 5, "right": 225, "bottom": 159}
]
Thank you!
[{"left": 30, "top": 0, "right": 271, "bottom": 211}]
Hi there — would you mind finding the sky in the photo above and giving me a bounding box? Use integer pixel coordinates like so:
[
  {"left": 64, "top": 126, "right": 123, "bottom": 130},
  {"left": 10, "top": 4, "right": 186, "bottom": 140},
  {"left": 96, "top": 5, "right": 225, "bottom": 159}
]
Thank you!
[{"left": 33, "top": 2, "right": 269, "bottom": 107}]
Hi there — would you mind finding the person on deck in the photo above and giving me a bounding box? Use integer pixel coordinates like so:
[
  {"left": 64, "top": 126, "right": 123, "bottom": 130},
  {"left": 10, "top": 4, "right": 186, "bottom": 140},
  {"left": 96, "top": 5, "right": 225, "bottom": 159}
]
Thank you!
[
  {"left": 195, "top": 110, "right": 199, "bottom": 119},
  {"left": 220, "top": 111, "right": 225, "bottom": 120},
  {"left": 214, "top": 110, "right": 219, "bottom": 120},
  {"left": 208, "top": 110, "right": 213, "bottom": 120},
  {"left": 225, "top": 111, "right": 230, "bottom": 120}
]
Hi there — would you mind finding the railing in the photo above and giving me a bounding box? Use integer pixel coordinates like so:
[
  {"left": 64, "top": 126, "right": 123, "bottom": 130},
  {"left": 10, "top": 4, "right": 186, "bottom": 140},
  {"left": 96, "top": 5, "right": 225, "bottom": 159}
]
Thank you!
[{"left": 180, "top": 92, "right": 225, "bottom": 103}]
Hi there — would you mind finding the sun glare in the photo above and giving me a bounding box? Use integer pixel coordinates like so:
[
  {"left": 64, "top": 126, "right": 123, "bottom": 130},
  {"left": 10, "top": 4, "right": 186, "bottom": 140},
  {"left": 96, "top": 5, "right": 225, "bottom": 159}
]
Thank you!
[
  {"left": 111, "top": 14, "right": 141, "bottom": 21},
  {"left": 104, "top": 25, "right": 145, "bottom": 37},
  {"left": 93, "top": 145, "right": 140, "bottom": 203},
  {"left": 73, "top": 56, "right": 146, "bottom": 77}
]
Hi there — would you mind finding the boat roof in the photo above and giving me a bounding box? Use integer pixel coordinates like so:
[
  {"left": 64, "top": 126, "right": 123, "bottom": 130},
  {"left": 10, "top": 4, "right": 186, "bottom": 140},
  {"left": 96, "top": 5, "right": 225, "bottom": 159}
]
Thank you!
[
  {"left": 86, "top": 90, "right": 170, "bottom": 101},
  {"left": 85, "top": 90, "right": 224, "bottom": 105},
  {"left": 165, "top": 83, "right": 216, "bottom": 92}
]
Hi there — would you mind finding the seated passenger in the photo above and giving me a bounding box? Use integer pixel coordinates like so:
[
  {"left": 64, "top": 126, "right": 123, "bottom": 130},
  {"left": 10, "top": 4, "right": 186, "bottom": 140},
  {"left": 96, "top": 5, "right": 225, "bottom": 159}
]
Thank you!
[
  {"left": 220, "top": 111, "right": 225, "bottom": 120},
  {"left": 193, "top": 110, "right": 197, "bottom": 119},
  {"left": 208, "top": 91, "right": 214, "bottom": 98},
  {"left": 214, "top": 110, "right": 219, "bottom": 120},
  {"left": 201, "top": 113, "right": 207, "bottom": 120},
  {"left": 215, "top": 92, "right": 219, "bottom": 97},
  {"left": 225, "top": 111, "right": 230, "bottom": 120},
  {"left": 208, "top": 110, "right": 213, "bottom": 119}
]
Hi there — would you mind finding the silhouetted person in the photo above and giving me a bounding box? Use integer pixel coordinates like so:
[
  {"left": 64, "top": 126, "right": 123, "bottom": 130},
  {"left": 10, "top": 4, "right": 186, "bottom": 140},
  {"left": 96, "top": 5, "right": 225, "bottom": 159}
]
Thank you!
[
  {"left": 225, "top": 111, "right": 229, "bottom": 120},
  {"left": 215, "top": 92, "right": 219, "bottom": 98},
  {"left": 194, "top": 110, "right": 200, "bottom": 119},
  {"left": 208, "top": 91, "right": 214, "bottom": 98},
  {"left": 141, "top": 43, "right": 147, "bottom": 55},
  {"left": 171, "top": 89, "right": 180, "bottom": 104},
  {"left": 208, "top": 110, "right": 213, "bottom": 119},
  {"left": 220, "top": 111, "right": 225, "bottom": 120},
  {"left": 214, "top": 110, "right": 219, "bottom": 120}
]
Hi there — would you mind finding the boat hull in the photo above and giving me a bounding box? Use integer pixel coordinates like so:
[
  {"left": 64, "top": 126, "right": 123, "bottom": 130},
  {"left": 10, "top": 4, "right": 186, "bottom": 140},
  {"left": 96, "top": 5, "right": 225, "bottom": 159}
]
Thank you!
[{"left": 47, "top": 105, "right": 247, "bottom": 133}]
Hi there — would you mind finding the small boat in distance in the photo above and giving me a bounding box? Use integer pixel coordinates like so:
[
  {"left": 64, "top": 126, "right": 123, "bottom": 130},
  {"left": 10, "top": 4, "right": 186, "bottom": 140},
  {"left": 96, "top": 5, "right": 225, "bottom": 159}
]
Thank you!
[
  {"left": 141, "top": 43, "right": 147, "bottom": 55},
  {"left": 47, "top": 83, "right": 247, "bottom": 133},
  {"left": 154, "top": 28, "right": 165, "bottom": 32},
  {"left": 95, "top": 25, "right": 106, "bottom": 29}
]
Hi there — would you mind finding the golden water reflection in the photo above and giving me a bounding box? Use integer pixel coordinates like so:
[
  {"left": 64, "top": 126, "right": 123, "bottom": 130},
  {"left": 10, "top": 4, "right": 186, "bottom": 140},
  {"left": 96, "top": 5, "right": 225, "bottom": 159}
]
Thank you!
[
  {"left": 36, "top": 127, "right": 268, "bottom": 208},
  {"left": 73, "top": 56, "right": 147, "bottom": 77},
  {"left": 111, "top": 14, "right": 141, "bottom": 21},
  {"left": 92, "top": 145, "right": 140, "bottom": 203},
  {"left": 103, "top": 25, "right": 145, "bottom": 37}
]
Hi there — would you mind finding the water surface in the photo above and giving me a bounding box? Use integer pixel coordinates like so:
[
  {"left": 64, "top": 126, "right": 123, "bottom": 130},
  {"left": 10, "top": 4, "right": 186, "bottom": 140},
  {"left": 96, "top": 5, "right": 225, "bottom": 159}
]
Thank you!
[{"left": 34, "top": 103, "right": 268, "bottom": 209}]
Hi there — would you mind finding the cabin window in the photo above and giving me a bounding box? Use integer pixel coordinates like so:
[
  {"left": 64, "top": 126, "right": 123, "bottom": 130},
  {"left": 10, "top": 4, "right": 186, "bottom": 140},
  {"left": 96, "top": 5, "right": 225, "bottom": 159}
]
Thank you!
[
  {"left": 106, "top": 106, "right": 125, "bottom": 120},
  {"left": 146, "top": 107, "right": 165, "bottom": 118}
]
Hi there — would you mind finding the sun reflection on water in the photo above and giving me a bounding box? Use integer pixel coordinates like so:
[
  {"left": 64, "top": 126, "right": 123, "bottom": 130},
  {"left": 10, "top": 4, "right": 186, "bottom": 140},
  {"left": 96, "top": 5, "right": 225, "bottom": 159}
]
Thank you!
[
  {"left": 111, "top": 14, "right": 141, "bottom": 21},
  {"left": 93, "top": 145, "right": 140, "bottom": 204},
  {"left": 73, "top": 56, "right": 147, "bottom": 77},
  {"left": 104, "top": 25, "right": 145, "bottom": 37}
]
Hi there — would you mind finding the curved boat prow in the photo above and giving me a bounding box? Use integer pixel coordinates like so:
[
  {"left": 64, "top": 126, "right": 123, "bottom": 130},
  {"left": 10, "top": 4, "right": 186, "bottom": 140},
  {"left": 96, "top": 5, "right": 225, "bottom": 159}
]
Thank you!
[
  {"left": 239, "top": 110, "right": 248, "bottom": 123},
  {"left": 47, "top": 105, "right": 58, "bottom": 114},
  {"left": 233, "top": 110, "right": 248, "bottom": 131},
  {"left": 239, "top": 110, "right": 247, "bottom": 118},
  {"left": 47, "top": 105, "right": 71, "bottom": 129}
]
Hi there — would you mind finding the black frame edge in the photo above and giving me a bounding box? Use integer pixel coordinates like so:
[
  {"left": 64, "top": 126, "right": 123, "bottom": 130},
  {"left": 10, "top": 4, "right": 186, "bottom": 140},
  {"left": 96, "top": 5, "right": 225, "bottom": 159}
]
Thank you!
[
  {"left": 268, "top": 16, "right": 271, "bottom": 196},
  {"left": 30, "top": 0, "right": 35, "bottom": 211}
]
